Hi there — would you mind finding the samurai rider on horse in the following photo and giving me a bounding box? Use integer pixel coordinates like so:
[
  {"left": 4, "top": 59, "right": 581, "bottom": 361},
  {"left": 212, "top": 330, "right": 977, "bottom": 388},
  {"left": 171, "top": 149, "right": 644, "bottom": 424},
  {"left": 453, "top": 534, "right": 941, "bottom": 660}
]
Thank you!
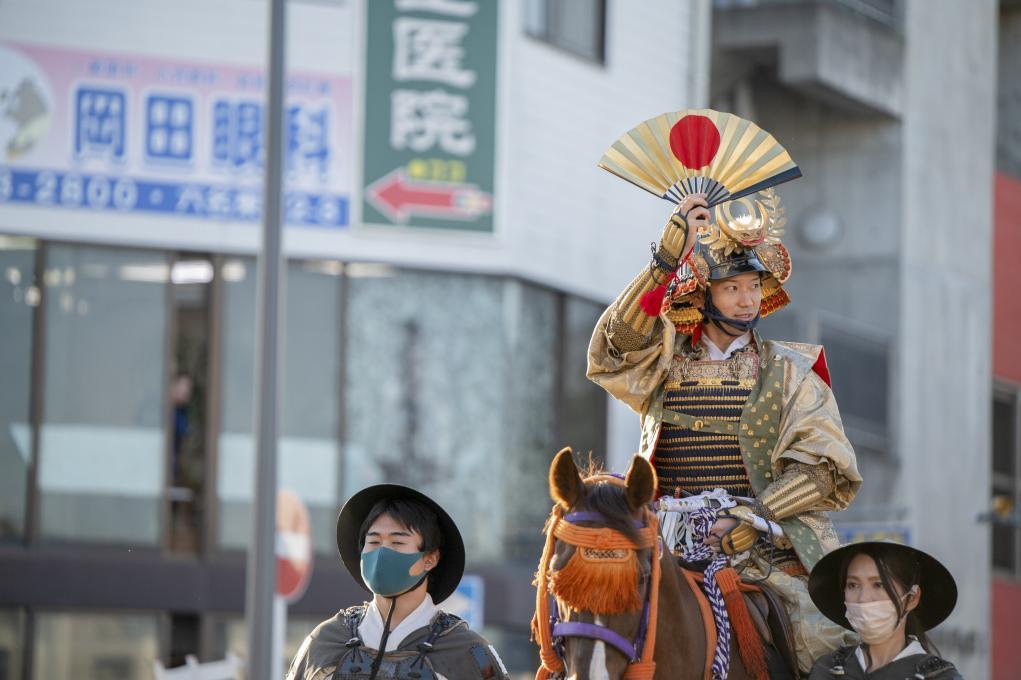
[{"left": 533, "top": 110, "right": 864, "bottom": 679}]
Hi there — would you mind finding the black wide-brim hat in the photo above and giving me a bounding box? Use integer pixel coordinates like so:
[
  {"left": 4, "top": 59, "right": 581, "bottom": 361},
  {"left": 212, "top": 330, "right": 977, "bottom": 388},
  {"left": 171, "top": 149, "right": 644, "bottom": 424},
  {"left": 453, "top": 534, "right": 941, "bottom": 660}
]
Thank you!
[
  {"left": 808, "top": 541, "right": 957, "bottom": 631},
  {"left": 336, "top": 484, "right": 465, "bottom": 603}
]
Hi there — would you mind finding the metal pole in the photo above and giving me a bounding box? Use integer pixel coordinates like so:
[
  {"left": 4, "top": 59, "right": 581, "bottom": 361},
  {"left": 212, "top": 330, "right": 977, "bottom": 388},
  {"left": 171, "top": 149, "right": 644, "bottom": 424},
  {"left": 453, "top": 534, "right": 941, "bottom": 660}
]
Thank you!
[{"left": 245, "top": 0, "right": 286, "bottom": 677}]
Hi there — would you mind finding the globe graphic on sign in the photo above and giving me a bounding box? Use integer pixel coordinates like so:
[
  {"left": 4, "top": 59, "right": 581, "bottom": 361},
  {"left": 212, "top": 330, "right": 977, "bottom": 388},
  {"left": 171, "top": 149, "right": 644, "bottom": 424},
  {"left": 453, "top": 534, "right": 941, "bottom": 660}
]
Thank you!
[{"left": 0, "top": 45, "right": 54, "bottom": 161}]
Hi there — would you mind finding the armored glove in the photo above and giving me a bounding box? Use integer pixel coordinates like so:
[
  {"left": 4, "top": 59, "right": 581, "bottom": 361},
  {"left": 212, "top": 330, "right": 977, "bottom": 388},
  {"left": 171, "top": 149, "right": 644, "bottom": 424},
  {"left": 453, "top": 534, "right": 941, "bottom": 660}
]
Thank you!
[{"left": 719, "top": 463, "right": 836, "bottom": 556}]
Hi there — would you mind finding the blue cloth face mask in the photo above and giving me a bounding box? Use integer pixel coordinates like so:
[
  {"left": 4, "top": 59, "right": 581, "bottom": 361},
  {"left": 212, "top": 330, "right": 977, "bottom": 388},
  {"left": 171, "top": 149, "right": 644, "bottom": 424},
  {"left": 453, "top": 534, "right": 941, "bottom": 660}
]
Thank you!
[{"left": 360, "top": 546, "right": 427, "bottom": 597}]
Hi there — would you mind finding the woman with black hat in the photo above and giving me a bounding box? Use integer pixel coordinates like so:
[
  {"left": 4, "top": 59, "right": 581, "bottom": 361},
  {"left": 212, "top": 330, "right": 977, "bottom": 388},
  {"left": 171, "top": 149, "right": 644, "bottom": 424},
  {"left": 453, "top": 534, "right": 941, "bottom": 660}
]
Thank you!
[
  {"left": 286, "top": 484, "right": 510, "bottom": 680},
  {"left": 806, "top": 542, "right": 963, "bottom": 679}
]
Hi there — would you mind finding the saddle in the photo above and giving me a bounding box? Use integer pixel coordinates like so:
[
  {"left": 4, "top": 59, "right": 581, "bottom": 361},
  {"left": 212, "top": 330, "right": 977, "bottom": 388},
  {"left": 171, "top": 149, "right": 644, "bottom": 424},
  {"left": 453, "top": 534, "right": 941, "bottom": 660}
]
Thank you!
[{"left": 677, "top": 559, "right": 800, "bottom": 680}]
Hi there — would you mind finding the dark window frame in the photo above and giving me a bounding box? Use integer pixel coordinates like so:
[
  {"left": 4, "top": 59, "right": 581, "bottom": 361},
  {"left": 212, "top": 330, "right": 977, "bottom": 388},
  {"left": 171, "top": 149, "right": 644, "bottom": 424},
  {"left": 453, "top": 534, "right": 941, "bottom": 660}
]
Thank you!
[
  {"left": 813, "top": 311, "right": 893, "bottom": 458},
  {"left": 525, "top": 0, "right": 608, "bottom": 65},
  {"left": 992, "top": 381, "right": 1021, "bottom": 579}
]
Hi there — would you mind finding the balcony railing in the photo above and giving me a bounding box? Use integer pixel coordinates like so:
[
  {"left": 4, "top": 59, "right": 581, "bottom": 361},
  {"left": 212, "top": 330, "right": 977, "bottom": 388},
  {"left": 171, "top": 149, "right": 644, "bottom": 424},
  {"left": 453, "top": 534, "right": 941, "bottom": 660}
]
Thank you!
[{"left": 714, "top": 0, "right": 902, "bottom": 31}]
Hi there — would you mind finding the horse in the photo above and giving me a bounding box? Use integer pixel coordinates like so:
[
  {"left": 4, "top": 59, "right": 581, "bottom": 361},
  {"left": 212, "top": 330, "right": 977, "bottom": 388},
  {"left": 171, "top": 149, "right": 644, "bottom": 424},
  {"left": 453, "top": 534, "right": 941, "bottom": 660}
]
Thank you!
[{"left": 532, "top": 448, "right": 796, "bottom": 680}]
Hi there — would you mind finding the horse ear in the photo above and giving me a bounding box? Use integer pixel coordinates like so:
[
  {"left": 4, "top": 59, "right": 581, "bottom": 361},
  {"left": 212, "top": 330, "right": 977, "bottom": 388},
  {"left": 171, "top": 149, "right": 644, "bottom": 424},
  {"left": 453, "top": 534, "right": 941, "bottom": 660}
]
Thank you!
[
  {"left": 624, "top": 455, "right": 657, "bottom": 512},
  {"left": 550, "top": 447, "right": 583, "bottom": 510}
]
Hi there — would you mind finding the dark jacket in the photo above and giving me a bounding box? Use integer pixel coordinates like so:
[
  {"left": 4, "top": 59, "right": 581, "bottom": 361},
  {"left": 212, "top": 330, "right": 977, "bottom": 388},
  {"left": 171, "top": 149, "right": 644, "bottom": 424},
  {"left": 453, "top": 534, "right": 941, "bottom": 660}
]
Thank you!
[
  {"left": 809, "top": 645, "right": 962, "bottom": 680},
  {"left": 286, "top": 604, "right": 510, "bottom": 680}
]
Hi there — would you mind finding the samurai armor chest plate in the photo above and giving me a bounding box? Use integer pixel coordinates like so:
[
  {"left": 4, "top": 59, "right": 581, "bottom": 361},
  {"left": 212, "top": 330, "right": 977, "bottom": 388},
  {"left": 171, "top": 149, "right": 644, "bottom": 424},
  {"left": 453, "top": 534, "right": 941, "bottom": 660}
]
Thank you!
[
  {"left": 654, "top": 347, "right": 758, "bottom": 498},
  {"left": 332, "top": 650, "right": 439, "bottom": 680}
]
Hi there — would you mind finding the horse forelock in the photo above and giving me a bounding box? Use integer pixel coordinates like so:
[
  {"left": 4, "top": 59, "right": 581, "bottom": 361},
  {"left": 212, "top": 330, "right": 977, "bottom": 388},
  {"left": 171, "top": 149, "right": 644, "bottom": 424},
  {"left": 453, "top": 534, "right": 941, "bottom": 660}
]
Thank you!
[{"left": 579, "top": 480, "right": 643, "bottom": 546}]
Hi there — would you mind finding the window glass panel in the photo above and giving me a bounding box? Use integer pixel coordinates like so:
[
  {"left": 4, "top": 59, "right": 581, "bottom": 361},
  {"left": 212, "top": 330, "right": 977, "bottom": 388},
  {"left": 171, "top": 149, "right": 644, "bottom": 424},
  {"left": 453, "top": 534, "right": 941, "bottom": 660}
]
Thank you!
[
  {"left": 526, "top": 0, "right": 605, "bottom": 63},
  {"left": 992, "top": 517, "right": 1016, "bottom": 573},
  {"left": 209, "top": 613, "right": 320, "bottom": 677},
  {"left": 993, "top": 393, "right": 1016, "bottom": 478},
  {"left": 553, "top": 0, "right": 605, "bottom": 61},
  {"left": 32, "top": 611, "right": 159, "bottom": 680},
  {"left": 558, "top": 296, "right": 607, "bottom": 462},
  {"left": 0, "top": 237, "right": 36, "bottom": 541},
  {"left": 168, "top": 258, "right": 214, "bottom": 555},
  {"left": 345, "top": 270, "right": 558, "bottom": 564},
  {"left": 0, "top": 609, "right": 24, "bottom": 680},
  {"left": 217, "top": 257, "right": 256, "bottom": 552},
  {"left": 501, "top": 281, "right": 559, "bottom": 563},
  {"left": 39, "top": 245, "right": 168, "bottom": 544},
  {"left": 523, "top": 0, "right": 547, "bottom": 35},
  {"left": 218, "top": 259, "right": 343, "bottom": 555},
  {"left": 819, "top": 324, "right": 889, "bottom": 430}
]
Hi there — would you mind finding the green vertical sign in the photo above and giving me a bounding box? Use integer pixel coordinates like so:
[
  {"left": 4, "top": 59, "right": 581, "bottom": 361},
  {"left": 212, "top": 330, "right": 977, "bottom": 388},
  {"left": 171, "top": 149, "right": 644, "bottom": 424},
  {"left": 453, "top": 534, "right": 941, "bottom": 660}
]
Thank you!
[{"left": 362, "top": 0, "right": 498, "bottom": 232}]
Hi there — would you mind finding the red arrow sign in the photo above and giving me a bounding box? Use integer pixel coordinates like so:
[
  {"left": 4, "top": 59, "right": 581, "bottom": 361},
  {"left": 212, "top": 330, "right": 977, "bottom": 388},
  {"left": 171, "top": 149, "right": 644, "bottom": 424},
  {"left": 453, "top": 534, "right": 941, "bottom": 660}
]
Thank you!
[{"left": 366, "top": 169, "right": 492, "bottom": 224}]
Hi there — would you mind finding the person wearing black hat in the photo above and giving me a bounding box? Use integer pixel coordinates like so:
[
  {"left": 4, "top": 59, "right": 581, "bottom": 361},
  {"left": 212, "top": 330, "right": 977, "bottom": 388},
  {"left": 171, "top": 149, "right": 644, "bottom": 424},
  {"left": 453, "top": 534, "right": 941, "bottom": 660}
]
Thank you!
[
  {"left": 806, "top": 542, "right": 962, "bottom": 679},
  {"left": 286, "top": 484, "right": 510, "bottom": 680}
]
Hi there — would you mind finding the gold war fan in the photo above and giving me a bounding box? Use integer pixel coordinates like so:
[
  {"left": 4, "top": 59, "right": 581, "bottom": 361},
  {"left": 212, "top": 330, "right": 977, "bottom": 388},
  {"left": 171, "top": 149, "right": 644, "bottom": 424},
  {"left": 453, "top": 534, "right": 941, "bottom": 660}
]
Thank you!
[{"left": 598, "top": 109, "right": 801, "bottom": 208}]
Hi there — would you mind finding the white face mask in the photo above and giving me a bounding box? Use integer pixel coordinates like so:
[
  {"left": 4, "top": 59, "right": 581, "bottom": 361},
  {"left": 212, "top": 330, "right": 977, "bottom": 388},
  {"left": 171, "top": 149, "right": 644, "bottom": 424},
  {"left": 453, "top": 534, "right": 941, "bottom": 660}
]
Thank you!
[
  {"left": 844, "top": 600, "right": 900, "bottom": 643},
  {"left": 844, "top": 588, "right": 916, "bottom": 644}
]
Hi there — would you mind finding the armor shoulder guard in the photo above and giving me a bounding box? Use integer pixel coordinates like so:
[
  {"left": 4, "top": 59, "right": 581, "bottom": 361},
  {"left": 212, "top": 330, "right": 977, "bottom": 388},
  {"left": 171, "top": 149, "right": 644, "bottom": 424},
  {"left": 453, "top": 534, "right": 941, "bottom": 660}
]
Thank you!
[
  {"left": 431, "top": 611, "right": 467, "bottom": 635},
  {"left": 915, "top": 655, "right": 962, "bottom": 679},
  {"left": 764, "top": 340, "right": 830, "bottom": 388},
  {"left": 340, "top": 604, "right": 368, "bottom": 632},
  {"left": 811, "top": 645, "right": 857, "bottom": 675}
]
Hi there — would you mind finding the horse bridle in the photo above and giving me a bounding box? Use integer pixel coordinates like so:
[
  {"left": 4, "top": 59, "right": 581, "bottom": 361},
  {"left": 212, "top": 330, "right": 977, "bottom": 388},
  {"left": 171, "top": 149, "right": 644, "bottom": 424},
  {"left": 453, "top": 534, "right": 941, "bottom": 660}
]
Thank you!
[
  {"left": 534, "top": 504, "right": 662, "bottom": 680},
  {"left": 553, "top": 512, "right": 656, "bottom": 660}
]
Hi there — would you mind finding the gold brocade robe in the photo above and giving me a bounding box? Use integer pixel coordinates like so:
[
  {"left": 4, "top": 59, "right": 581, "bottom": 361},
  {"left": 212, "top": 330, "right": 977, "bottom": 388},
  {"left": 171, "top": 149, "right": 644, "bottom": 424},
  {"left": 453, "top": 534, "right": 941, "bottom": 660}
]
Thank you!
[
  {"left": 588, "top": 311, "right": 864, "bottom": 669},
  {"left": 586, "top": 307, "right": 862, "bottom": 570}
]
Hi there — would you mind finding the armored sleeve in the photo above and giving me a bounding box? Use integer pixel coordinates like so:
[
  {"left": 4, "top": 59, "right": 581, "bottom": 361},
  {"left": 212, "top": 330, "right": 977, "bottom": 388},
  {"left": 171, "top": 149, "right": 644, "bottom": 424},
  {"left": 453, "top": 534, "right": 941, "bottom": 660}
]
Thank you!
[
  {"left": 772, "top": 369, "right": 862, "bottom": 513},
  {"left": 604, "top": 211, "right": 690, "bottom": 353}
]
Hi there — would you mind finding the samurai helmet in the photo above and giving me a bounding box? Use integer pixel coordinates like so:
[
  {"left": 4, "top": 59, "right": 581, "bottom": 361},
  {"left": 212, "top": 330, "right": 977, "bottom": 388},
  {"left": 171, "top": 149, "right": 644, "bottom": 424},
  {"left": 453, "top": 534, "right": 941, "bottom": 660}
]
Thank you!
[{"left": 665, "top": 188, "right": 792, "bottom": 335}]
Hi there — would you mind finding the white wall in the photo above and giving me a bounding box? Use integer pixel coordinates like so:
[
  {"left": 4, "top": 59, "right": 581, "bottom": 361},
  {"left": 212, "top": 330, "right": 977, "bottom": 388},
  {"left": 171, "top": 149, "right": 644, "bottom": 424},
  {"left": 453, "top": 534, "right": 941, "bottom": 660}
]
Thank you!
[{"left": 496, "top": 0, "right": 701, "bottom": 302}]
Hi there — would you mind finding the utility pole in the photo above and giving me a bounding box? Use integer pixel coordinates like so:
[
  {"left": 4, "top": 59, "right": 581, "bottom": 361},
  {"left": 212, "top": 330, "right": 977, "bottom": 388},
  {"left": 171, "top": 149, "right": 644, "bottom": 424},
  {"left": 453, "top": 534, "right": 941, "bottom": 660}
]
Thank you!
[{"left": 245, "top": 0, "right": 286, "bottom": 677}]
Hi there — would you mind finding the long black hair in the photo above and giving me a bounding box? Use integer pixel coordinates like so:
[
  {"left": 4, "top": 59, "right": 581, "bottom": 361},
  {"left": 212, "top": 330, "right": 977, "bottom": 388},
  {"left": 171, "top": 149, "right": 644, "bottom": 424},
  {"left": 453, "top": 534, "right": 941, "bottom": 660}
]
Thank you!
[{"left": 838, "top": 544, "right": 940, "bottom": 661}]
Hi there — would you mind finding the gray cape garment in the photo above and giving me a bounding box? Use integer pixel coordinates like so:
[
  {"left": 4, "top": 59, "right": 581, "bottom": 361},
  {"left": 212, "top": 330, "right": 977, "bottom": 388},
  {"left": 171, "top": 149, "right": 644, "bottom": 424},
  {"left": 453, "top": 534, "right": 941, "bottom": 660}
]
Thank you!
[
  {"left": 286, "top": 604, "right": 510, "bottom": 680},
  {"left": 808, "top": 645, "right": 962, "bottom": 680}
]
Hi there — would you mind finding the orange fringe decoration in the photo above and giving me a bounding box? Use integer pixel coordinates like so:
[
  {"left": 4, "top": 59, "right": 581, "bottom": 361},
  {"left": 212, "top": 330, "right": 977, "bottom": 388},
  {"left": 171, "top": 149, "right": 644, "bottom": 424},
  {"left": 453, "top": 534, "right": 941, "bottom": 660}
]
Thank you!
[
  {"left": 533, "top": 505, "right": 662, "bottom": 680},
  {"left": 715, "top": 568, "right": 769, "bottom": 680},
  {"left": 549, "top": 546, "right": 642, "bottom": 614}
]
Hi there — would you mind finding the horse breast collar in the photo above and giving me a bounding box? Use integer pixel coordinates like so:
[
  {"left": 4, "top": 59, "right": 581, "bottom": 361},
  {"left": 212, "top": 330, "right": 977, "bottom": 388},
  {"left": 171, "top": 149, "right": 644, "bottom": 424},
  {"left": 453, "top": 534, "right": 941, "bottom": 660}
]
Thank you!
[{"left": 533, "top": 503, "right": 662, "bottom": 680}]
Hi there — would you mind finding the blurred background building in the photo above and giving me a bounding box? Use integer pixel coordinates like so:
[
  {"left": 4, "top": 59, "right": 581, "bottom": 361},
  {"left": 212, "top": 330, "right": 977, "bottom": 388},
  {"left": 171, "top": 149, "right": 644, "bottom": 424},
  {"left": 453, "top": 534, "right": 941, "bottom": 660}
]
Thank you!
[{"left": 0, "top": 0, "right": 1014, "bottom": 678}]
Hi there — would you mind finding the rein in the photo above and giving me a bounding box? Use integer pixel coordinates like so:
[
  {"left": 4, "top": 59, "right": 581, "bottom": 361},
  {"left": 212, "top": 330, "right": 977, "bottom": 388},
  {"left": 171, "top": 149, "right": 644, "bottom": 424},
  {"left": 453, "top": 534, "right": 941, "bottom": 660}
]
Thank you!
[{"left": 534, "top": 501, "right": 662, "bottom": 680}]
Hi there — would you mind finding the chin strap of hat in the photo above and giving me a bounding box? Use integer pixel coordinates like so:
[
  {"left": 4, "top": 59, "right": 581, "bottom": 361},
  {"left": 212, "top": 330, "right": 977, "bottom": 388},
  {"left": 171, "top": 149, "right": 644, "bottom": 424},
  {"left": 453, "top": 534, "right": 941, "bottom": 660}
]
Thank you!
[
  {"left": 367, "top": 573, "right": 432, "bottom": 680},
  {"left": 368, "top": 596, "right": 399, "bottom": 680},
  {"left": 702, "top": 289, "right": 760, "bottom": 337}
]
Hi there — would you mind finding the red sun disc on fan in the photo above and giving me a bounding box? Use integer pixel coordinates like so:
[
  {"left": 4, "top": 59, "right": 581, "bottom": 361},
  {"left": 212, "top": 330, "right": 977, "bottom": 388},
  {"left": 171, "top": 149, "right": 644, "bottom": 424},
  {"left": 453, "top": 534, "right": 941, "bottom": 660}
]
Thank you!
[{"left": 669, "top": 115, "right": 721, "bottom": 169}]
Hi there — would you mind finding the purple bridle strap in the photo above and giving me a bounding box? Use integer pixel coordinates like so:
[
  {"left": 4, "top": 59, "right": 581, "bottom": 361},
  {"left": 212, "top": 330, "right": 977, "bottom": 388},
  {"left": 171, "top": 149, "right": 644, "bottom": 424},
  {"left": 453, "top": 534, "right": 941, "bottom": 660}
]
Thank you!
[
  {"left": 551, "top": 622, "right": 640, "bottom": 662},
  {"left": 549, "top": 510, "right": 658, "bottom": 669},
  {"left": 562, "top": 511, "right": 645, "bottom": 529}
]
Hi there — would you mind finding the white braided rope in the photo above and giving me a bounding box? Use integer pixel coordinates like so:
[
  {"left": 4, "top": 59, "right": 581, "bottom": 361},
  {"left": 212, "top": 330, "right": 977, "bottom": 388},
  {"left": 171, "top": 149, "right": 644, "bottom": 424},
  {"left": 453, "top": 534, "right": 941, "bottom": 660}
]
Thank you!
[
  {"left": 679, "top": 506, "right": 731, "bottom": 680},
  {"left": 658, "top": 491, "right": 739, "bottom": 680}
]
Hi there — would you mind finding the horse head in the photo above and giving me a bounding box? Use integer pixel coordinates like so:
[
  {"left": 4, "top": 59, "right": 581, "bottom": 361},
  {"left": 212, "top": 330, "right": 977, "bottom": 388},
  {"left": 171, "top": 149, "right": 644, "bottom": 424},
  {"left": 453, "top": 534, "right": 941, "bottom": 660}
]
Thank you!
[{"left": 535, "top": 447, "right": 659, "bottom": 680}]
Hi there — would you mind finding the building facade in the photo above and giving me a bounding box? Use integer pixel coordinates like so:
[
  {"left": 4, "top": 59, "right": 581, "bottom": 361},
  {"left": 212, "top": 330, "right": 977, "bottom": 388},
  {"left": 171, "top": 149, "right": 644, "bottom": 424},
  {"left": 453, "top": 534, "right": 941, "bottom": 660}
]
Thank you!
[
  {"left": 991, "top": 2, "right": 1021, "bottom": 678},
  {"left": 712, "top": 1, "right": 997, "bottom": 677},
  {"left": 0, "top": 0, "right": 1008, "bottom": 678},
  {"left": 0, "top": 0, "right": 704, "bottom": 677}
]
